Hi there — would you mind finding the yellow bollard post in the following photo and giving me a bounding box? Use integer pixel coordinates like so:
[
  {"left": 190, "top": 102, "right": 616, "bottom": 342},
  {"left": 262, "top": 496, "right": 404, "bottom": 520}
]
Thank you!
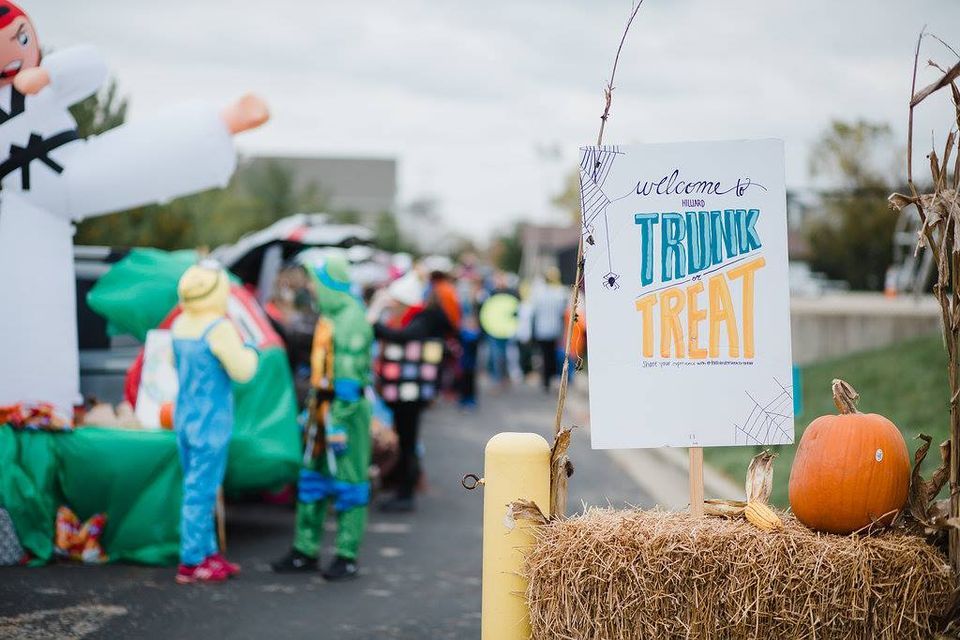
[{"left": 481, "top": 432, "right": 551, "bottom": 640}]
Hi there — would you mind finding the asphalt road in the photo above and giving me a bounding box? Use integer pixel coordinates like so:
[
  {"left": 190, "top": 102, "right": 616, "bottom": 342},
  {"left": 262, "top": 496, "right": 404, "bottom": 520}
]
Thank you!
[{"left": 0, "top": 380, "right": 652, "bottom": 640}]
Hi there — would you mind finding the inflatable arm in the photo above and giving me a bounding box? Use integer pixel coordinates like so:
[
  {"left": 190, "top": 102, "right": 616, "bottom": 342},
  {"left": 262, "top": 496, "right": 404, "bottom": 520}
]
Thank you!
[{"left": 43, "top": 45, "right": 108, "bottom": 107}]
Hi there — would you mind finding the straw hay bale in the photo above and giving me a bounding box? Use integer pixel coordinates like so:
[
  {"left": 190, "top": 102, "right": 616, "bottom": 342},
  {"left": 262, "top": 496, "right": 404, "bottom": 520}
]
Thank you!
[{"left": 524, "top": 508, "right": 955, "bottom": 639}]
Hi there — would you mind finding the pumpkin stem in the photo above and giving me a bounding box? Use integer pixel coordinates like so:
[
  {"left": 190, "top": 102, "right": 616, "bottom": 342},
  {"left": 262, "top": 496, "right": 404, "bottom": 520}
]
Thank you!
[{"left": 832, "top": 378, "right": 860, "bottom": 414}]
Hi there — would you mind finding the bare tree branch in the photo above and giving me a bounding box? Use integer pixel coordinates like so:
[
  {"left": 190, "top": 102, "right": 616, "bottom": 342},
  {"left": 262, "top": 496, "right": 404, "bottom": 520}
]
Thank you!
[
  {"left": 596, "top": 1, "right": 645, "bottom": 147},
  {"left": 551, "top": 2, "right": 646, "bottom": 517}
]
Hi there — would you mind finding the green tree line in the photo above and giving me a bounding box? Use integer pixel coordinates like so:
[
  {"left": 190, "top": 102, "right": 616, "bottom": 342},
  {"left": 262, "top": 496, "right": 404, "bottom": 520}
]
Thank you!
[
  {"left": 70, "top": 81, "right": 411, "bottom": 253},
  {"left": 804, "top": 120, "right": 907, "bottom": 291}
]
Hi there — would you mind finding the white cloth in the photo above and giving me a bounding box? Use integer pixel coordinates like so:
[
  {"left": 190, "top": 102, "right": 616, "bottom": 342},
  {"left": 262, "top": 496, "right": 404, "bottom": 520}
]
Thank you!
[
  {"left": 0, "top": 45, "right": 237, "bottom": 419},
  {"left": 530, "top": 281, "right": 568, "bottom": 342},
  {"left": 387, "top": 271, "right": 425, "bottom": 308},
  {"left": 515, "top": 301, "right": 532, "bottom": 343}
]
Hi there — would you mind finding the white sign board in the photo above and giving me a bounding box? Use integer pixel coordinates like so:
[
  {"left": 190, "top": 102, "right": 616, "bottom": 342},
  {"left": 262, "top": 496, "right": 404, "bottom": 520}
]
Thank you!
[
  {"left": 580, "top": 140, "right": 794, "bottom": 449},
  {"left": 135, "top": 329, "right": 179, "bottom": 429}
]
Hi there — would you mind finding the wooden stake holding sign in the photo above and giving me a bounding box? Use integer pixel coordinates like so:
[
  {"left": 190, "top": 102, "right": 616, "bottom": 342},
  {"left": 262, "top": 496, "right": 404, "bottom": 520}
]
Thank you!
[
  {"left": 689, "top": 448, "right": 704, "bottom": 516},
  {"left": 578, "top": 140, "right": 795, "bottom": 498}
]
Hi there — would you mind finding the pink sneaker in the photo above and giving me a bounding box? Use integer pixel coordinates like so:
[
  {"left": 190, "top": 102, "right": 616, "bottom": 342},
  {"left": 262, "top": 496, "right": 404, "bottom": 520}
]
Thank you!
[
  {"left": 206, "top": 552, "right": 241, "bottom": 578},
  {"left": 175, "top": 558, "right": 229, "bottom": 584}
]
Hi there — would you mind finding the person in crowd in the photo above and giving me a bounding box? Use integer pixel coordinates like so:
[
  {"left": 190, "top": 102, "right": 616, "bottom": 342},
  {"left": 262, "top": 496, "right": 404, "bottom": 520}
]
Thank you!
[
  {"left": 367, "top": 271, "right": 451, "bottom": 512},
  {"left": 423, "top": 255, "right": 461, "bottom": 331},
  {"left": 423, "top": 256, "right": 462, "bottom": 401},
  {"left": 458, "top": 313, "right": 482, "bottom": 410},
  {"left": 272, "top": 255, "right": 373, "bottom": 581},
  {"left": 529, "top": 267, "right": 569, "bottom": 392},
  {"left": 515, "top": 282, "right": 534, "bottom": 380},
  {"left": 455, "top": 264, "right": 483, "bottom": 317},
  {"left": 172, "top": 262, "right": 258, "bottom": 584},
  {"left": 265, "top": 265, "right": 313, "bottom": 326},
  {"left": 270, "top": 265, "right": 320, "bottom": 408},
  {"left": 483, "top": 271, "right": 516, "bottom": 390},
  {"left": 454, "top": 269, "right": 484, "bottom": 409}
]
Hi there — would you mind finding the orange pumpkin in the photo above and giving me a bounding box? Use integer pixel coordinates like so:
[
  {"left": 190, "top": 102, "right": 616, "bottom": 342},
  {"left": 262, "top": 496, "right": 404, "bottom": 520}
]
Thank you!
[{"left": 788, "top": 379, "right": 910, "bottom": 534}]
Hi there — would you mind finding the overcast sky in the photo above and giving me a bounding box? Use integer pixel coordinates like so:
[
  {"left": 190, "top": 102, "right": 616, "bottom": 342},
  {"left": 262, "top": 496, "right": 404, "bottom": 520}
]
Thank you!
[{"left": 27, "top": 0, "right": 960, "bottom": 240}]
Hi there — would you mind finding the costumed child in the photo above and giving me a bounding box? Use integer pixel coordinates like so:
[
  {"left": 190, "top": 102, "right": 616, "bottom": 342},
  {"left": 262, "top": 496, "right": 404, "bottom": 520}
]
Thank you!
[
  {"left": 172, "top": 261, "right": 259, "bottom": 584},
  {"left": 272, "top": 255, "right": 373, "bottom": 581},
  {"left": 0, "top": 0, "right": 269, "bottom": 422},
  {"left": 367, "top": 271, "right": 452, "bottom": 513}
]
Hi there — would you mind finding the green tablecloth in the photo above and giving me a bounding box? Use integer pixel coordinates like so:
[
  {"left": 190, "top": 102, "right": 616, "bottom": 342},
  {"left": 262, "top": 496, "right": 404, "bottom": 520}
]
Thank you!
[{"left": 0, "top": 348, "right": 301, "bottom": 566}]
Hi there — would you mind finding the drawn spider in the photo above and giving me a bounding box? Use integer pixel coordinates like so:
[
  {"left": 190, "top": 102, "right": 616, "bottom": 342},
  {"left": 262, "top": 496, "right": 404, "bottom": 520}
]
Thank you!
[{"left": 602, "top": 272, "right": 621, "bottom": 290}]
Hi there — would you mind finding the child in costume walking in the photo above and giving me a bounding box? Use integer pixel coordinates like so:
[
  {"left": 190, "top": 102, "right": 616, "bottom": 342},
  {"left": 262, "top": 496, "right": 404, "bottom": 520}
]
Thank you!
[
  {"left": 272, "top": 255, "right": 373, "bottom": 580},
  {"left": 172, "top": 261, "right": 258, "bottom": 584}
]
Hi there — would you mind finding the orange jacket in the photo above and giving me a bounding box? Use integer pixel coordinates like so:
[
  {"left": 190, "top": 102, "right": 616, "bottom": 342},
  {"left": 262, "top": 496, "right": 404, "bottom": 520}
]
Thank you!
[
  {"left": 563, "top": 305, "right": 586, "bottom": 359},
  {"left": 432, "top": 279, "right": 462, "bottom": 332}
]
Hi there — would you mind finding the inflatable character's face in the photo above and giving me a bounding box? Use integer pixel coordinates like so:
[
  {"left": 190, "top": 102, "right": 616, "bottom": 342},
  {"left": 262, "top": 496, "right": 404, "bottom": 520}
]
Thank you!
[
  {"left": 0, "top": 2, "right": 37, "bottom": 88},
  {"left": 179, "top": 262, "right": 230, "bottom": 317}
]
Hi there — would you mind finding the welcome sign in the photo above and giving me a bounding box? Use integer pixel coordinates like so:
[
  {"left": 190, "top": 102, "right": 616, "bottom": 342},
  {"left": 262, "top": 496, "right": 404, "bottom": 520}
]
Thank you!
[{"left": 580, "top": 140, "right": 794, "bottom": 449}]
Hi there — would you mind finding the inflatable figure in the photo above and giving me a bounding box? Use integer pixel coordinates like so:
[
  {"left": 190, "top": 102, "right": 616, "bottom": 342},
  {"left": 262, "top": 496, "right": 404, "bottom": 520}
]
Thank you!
[
  {"left": 172, "top": 261, "right": 258, "bottom": 584},
  {"left": 0, "top": 1, "right": 269, "bottom": 421}
]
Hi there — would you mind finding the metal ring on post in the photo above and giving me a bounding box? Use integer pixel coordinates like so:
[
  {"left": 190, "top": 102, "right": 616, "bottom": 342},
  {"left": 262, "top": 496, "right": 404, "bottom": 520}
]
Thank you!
[{"left": 461, "top": 473, "right": 482, "bottom": 490}]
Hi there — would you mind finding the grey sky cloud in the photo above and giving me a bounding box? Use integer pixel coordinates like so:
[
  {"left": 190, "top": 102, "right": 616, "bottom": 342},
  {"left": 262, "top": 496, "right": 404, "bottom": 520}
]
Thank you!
[{"left": 24, "top": 0, "right": 960, "bottom": 239}]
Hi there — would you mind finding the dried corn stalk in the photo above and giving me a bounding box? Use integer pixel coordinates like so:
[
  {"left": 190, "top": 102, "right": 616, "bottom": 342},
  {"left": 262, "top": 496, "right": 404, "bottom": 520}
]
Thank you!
[
  {"left": 549, "top": 426, "right": 574, "bottom": 517},
  {"left": 505, "top": 498, "right": 550, "bottom": 531},
  {"left": 905, "top": 433, "right": 957, "bottom": 537},
  {"left": 888, "top": 32, "right": 960, "bottom": 571},
  {"left": 744, "top": 501, "right": 783, "bottom": 532},
  {"left": 704, "top": 450, "right": 783, "bottom": 531},
  {"left": 745, "top": 450, "right": 777, "bottom": 503}
]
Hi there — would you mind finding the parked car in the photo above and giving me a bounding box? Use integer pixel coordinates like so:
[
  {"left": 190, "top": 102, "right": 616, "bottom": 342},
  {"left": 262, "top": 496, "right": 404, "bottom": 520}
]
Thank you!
[
  {"left": 211, "top": 213, "right": 374, "bottom": 304},
  {"left": 75, "top": 246, "right": 140, "bottom": 404}
]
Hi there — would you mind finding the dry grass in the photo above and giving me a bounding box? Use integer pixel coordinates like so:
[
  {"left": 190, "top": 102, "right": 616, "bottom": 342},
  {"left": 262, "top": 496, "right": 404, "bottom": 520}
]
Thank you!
[{"left": 524, "top": 508, "right": 956, "bottom": 640}]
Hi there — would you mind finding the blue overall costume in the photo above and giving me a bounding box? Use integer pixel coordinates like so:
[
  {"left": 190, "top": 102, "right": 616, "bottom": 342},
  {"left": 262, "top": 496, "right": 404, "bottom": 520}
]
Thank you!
[{"left": 173, "top": 319, "right": 233, "bottom": 567}]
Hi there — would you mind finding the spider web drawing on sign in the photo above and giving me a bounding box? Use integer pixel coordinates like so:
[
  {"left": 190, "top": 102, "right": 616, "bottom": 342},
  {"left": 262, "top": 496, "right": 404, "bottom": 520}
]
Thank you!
[
  {"left": 579, "top": 145, "right": 624, "bottom": 290},
  {"left": 734, "top": 377, "right": 794, "bottom": 446}
]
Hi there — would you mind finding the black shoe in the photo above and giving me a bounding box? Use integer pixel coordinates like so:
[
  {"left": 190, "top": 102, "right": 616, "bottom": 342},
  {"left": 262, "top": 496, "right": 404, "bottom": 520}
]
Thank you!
[
  {"left": 379, "top": 496, "right": 415, "bottom": 513},
  {"left": 271, "top": 549, "right": 318, "bottom": 573},
  {"left": 322, "top": 556, "right": 359, "bottom": 581}
]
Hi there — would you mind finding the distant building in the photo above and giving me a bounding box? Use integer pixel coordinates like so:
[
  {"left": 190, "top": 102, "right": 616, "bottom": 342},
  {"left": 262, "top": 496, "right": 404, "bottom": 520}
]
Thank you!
[
  {"left": 393, "top": 197, "right": 462, "bottom": 255},
  {"left": 520, "top": 223, "right": 579, "bottom": 284},
  {"left": 240, "top": 155, "right": 397, "bottom": 224}
]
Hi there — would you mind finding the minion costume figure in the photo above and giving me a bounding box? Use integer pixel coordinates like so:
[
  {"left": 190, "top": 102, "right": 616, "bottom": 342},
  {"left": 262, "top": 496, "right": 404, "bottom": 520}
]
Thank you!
[
  {"left": 273, "top": 255, "right": 373, "bottom": 581},
  {"left": 172, "top": 261, "right": 258, "bottom": 584}
]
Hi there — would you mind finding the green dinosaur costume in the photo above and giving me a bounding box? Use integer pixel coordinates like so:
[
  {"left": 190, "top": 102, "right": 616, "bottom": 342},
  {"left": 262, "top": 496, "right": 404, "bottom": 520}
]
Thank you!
[{"left": 292, "top": 255, "right": 373, "bottom": 561}]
